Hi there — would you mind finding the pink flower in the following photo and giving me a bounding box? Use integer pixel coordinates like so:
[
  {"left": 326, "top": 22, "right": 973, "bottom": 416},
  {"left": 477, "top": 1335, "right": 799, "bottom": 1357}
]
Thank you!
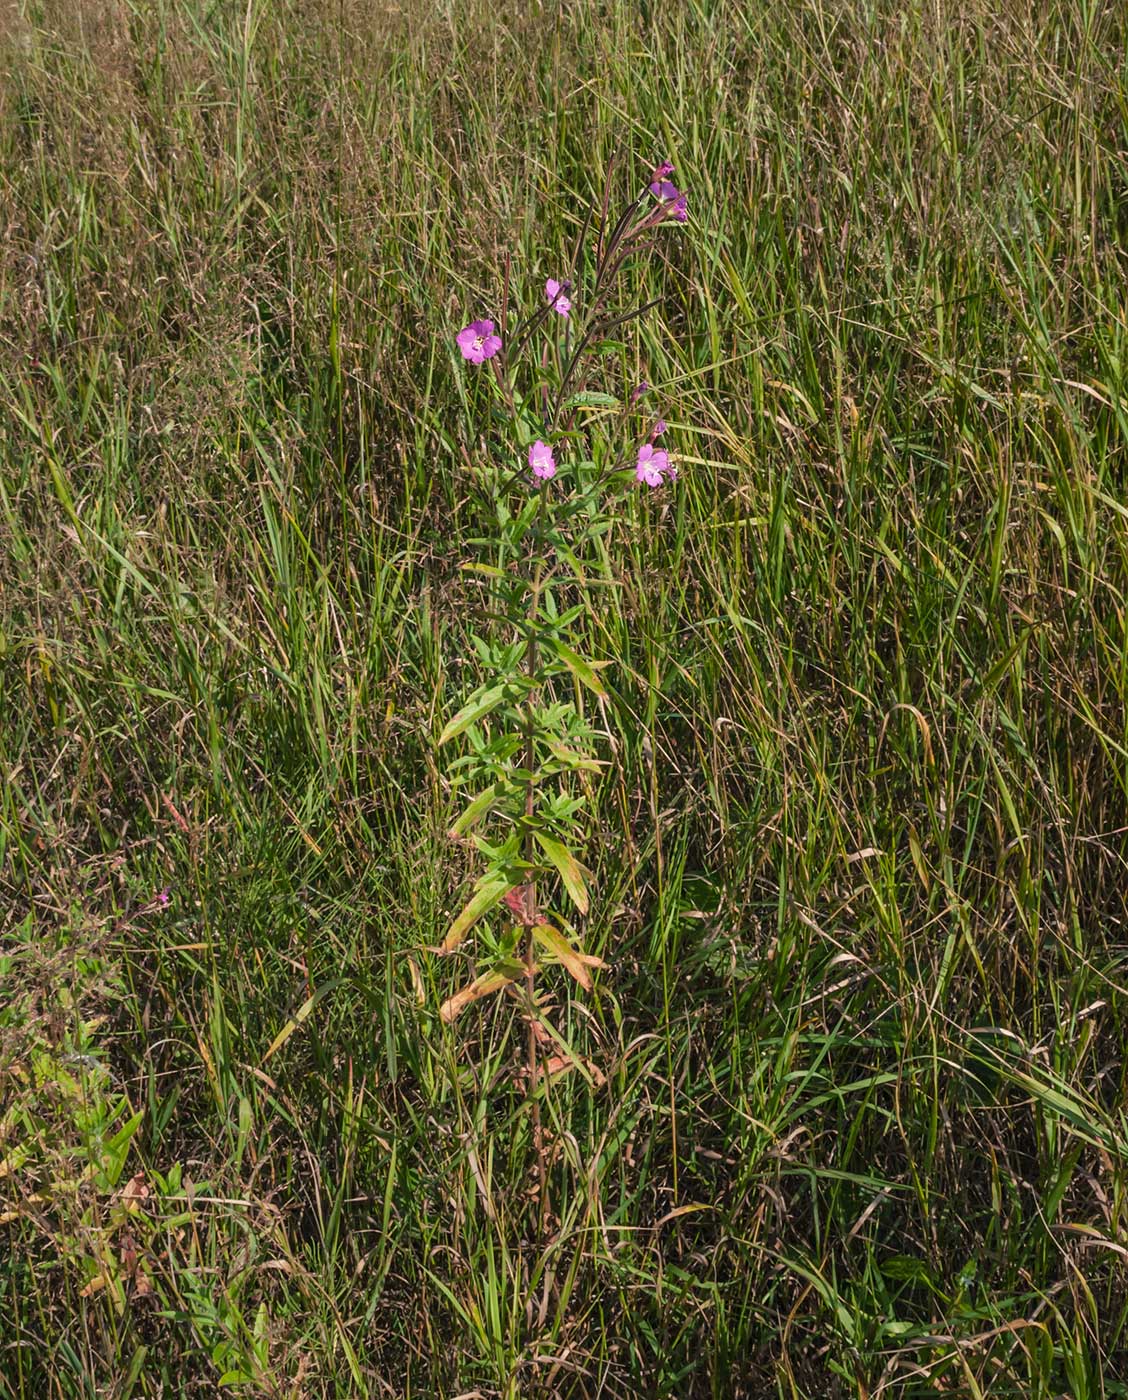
[
  {"left": 456, "top": 319, "right": 502, "bottom": 364},
  {"left": 636, "top": 443, "right": 676, "bottom": 487},
  {"left": 545, "top": 278, "right": 571, "bottom": 316},
  {"left": 652, "top": 418, "right": 667, "bottom": 438},
  {"left": 652, "top": 160, "right": 675, "bottom": 181},
  {"left": 649, "top": 174, "right": 688, "bottom": 222},
  {"left": 631, "top": 381, "right": 650, "bottom": 404},
  {"left": 529, "top": 439, "right": 556, "bottom": 480}
]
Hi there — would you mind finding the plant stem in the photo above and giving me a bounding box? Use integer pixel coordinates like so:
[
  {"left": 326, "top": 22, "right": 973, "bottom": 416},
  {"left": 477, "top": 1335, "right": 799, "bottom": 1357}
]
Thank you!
[{"left": 524, "top": 490, "right": 547, "bottom": 1233}]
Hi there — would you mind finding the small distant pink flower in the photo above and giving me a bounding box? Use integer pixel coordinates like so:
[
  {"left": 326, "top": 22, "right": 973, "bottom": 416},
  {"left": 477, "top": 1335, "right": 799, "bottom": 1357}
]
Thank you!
[
  {"left": 631, "top": 381, "right": 650, "bottom": 404},
  {"left": 652, "top": 160, "right": 675, "bottom": 181},
  {"left": 652, "top": 418, "right": 667, "bottom": 438},
  {"left": 456, "top": 319, "right": 502, "bottom": 364},
  {"left": 636, "top": 443, "right": 676, "bottom": 488},
  {"left": 156, "top": 887, "right": 171, "bottom": 907},
  {"left": 545, "top": 278, "right": 571, "bottom": 316},
  {"left": 529, "top": 439, "right": 556, "bottom": 480}
]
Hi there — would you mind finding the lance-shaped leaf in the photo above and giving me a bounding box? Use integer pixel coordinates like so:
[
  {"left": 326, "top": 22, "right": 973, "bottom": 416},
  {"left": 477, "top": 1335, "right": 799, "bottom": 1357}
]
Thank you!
[
  {"left": 532, "top": 923, "right": 606, "bottom": 991},
  {"left": 449, "top": 783, "right": 498, "bottom": 839},
  {"left": 442, "top": 871, "right": 512, "bottom": 953},
  {"left": 550, "top": 640, "right": 609, "bottom": 698},
  {"left": 546, "top": 738, "right": 606, "bottom": 773},
  {"left": 533, "top": 832, "right": 591, "bottom": 914},
  {"left": 439, "top": 683, "right": 508, "bottom": 746},
  {"left": 440, "top": 959, "right": 525, "bottom": 1023},
  {"left": 263, "top": 978, "right": 345, "bottom": 1063}
]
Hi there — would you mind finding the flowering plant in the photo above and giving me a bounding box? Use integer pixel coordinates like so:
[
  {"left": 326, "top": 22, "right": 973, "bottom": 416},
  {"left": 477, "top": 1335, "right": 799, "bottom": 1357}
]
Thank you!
[{"left": 440, "top": 158, "right": 687, "bottom": 1215}]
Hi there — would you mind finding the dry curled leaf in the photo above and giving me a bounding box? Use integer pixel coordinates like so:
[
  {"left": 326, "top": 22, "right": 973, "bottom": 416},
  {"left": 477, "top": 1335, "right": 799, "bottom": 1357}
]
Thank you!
[{"left": 119, "top": 1172, "right": 150, "bottom": 1213}]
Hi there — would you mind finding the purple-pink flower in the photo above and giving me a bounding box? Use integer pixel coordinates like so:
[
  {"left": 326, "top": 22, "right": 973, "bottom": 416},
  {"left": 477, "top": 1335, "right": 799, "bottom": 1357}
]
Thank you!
[
  {"left": 636, "top": 443, "right": 676, "bottom": 488},
  {"left": 529, "top": 439, "right": 556, "bottom": 480},
  {"left": 545, "top": 278, "right": 571, "bottom": 317},
  {"left": 456, "top": 319, "right": 502, "bottom": 364},
  {"left": 631, "top": 381, "right": 650, "bottom": 404},
  {"left": 652, "top": 418, "right": 667, "bottom": 438},
  {"left": 649, "top": 170, "right": 688, "bottom": 222}
]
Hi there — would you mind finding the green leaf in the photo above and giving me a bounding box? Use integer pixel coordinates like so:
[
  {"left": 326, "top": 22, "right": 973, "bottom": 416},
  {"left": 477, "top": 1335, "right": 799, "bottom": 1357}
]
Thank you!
[
  {"left": 567, "top": 391, "right": 620, "bottom": 408},
  {"left": 99, "top": 1109, "right": 144, "bottom": 1188},
  {"left": 534, "top": 832, "right": 590, "bottom": 914},
  {"left": 532, "top": 923, "right": 605, "bottom": 990},
  {"left": 263, "top": 979, "right": 346, "bottom": 1063},
  {"left": 442, "top": 871, "right": 512, "bottom": 953},
  {"left": 439, "top": 683, "right": 508, "bottom": 745},
  {"left": 550, "top": 640, "right": 608, "bottom": 698},
  {"left": 546, "top": 738, "right": 605, "bottom": 772},
  {"left": 449, "top": 783, "right": 498, "bottom": 838}
]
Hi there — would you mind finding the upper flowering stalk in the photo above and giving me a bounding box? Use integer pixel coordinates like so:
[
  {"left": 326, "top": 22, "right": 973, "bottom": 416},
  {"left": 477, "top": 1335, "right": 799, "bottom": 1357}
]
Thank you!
[
  {"left": 649, "top": 161, "right": 688, "bottom": 222},
  {"left": 545, "top": 278, "right": 571, "bottom": 317},
  {"left": 636, "top": 443, "right": 676, "bottom": 488},
  {"left": 457, "top": 319, "right": 503, "bottom": 364}
]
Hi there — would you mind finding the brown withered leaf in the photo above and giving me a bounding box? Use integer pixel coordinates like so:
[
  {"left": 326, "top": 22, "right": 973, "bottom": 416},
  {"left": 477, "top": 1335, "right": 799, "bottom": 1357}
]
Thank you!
[
  {"left": 119, "top": 1172, "right": 150, "bottom": 1213},
  {"left": 531, "top": 923, "right": 606, "bottom": 991},
  {"left": 519, "top": 1052, "right": 607, "bottom": 1087},
  {"left": 119, "top": 1231, "right": 139, "bottom": 1277},
  {"left": 440, "top": 964, "right": 524, "bottom": 1023}
]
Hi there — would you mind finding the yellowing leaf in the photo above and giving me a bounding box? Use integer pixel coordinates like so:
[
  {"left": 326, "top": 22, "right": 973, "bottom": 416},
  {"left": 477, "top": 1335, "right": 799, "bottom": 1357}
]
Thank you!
[
  {"left": 448, "top": 783, "right": 498, "bottom": 838},
  {"left": 440, "top": 965, "right": 522, "bottom": 1023},
  {"left": 262, "top": 979, "right": 344, "bottom": 1064},
  {"left": 546, "top": 738, "right": 606, "bottom": 772},
  {"left": 532, "top": 923, "right": 605, "bottom": 990},
  {"left": 439, "top": 684, "right": 508, "bottom": 746},
  {"left": 551, "top": 641, "right": 609, "bottom": 698},
  {"left": 441, "top": 872, "right": 512, "bottom": 953},
  {"left": 533, "top": 833, "right": 590, "bottom": 914}
]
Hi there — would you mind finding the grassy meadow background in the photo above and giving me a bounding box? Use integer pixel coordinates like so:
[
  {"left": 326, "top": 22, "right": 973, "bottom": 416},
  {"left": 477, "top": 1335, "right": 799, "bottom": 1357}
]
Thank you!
[{"left": 2, "top": 0, "right": 1128, "bottom": 1394}]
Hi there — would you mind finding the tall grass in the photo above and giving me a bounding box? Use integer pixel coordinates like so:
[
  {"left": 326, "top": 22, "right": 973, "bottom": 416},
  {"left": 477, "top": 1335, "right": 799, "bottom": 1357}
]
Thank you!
[{"left": 1, "top": 0, "right": 1127, "bottom": 1394}]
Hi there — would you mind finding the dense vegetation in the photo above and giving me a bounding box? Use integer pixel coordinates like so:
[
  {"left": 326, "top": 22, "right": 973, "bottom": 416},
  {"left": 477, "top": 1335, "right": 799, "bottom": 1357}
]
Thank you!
[{"left": 2, "top": 0, "right": 1127, "bottom": 1394}]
